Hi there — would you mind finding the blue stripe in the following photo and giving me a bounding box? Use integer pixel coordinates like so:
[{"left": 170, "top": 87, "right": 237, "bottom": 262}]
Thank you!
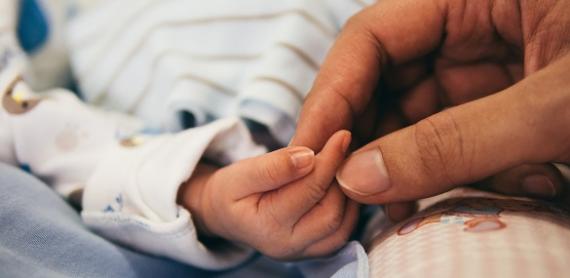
[{"left": 17, "top": 0, "right": 50, "bottom": 54}]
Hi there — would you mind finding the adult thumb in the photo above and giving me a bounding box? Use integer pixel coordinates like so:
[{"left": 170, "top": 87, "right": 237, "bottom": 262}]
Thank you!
[{"left": 335, "top": 62, "right": 569, "bottom": 204}]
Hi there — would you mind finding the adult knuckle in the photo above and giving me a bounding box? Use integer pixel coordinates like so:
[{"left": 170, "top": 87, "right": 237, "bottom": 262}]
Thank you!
[{"left": 414, "top": 111, "right": 469, "bottom": 184}]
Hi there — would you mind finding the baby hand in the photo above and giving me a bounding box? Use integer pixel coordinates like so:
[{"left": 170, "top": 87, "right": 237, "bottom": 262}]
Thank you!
[{"left": 179, "top": 131, "right": 358, "bottom": 260}]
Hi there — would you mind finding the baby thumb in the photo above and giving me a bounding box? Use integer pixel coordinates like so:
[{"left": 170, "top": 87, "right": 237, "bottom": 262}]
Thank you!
[{"left": 226, "top": 146, "right": 316, "bottom": 200}]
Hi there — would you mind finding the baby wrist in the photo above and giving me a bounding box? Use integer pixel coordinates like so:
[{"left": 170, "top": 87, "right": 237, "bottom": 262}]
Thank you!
[{"left": 178, "top": 163, "right": 219, "bottom": 238}]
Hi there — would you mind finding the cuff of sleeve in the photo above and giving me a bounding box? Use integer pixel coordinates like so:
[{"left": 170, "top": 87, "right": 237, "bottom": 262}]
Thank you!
[
  {"left": 239, "top": 99, "right": 295, "bottom": 146},
  {"left": 82, "top": 118, "right": 265, "bottom": 270}
]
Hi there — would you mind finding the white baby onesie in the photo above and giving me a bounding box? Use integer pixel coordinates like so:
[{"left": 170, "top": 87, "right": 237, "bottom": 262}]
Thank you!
[
  {"left": 0, "top": 1, "right": 266, "bottom": 269},
  {"left": 2, "top": 0, "right": 377, "bottom": 270},
  {"left": 64, "top": 0, "right": 370, "bottom": 145}
]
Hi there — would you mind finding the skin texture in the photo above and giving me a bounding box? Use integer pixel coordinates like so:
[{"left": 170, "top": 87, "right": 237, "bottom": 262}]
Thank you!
[
  {"left": 178, "top": 131, "right": 359, "bottom": 260},
  {"left": 291, "top": 0, "right": 570, "bottom": 220}
]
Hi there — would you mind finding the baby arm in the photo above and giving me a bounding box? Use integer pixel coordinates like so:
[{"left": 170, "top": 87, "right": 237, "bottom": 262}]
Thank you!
[{"left": 178, "top": 131, "right": 360, "bottom": 260}]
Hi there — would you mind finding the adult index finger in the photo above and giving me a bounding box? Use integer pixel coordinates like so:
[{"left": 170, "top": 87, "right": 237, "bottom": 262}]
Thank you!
[{"left": 291, "top": 0, "right": 447, "bottom": 151}]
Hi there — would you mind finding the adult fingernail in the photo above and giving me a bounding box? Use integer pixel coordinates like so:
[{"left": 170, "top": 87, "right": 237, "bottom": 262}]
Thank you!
[
  {"left": 336, "top": 148, "right": 390, "bottom": 196},
  {"left": 289, "top": 147, "right": 315, "bottom": 170},
  {"left": 521, "top": 175, "right": 556, "bottom": 198}
]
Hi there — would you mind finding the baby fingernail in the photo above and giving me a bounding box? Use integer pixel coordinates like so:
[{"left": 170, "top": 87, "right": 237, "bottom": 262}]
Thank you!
[
  {"left": 336, "top": 148, "right": 390, "bottom": 196},
  {"left": 289, "top": 147, "right": 315, "bottom": 170},
  {"left": 521, "top": 175, "right": 556, "bottom": 198}
]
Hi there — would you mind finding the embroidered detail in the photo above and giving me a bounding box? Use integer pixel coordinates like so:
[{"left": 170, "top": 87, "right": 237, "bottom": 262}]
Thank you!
[
  {"left": 115, "top": 194, "right": 123, "bottom": 206},
  {"left": 103, "top": 194, "right": 124, "bottom": 213}
]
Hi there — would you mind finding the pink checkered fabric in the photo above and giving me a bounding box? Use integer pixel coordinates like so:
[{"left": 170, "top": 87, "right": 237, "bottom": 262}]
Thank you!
[{"left": 368, "top": 190, "right": 570, "bottom": 278}]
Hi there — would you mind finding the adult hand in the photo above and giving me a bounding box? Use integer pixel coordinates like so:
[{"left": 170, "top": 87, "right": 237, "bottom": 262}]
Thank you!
[{"left": 292, "top": 0, "right": 570, "bottom": 219}]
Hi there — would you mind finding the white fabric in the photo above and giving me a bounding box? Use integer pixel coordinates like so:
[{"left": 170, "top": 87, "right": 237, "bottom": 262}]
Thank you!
[
  {"left": 66, "top": 0, "right": 366, "bottom": 145},
  {"left": 82, "top": 119, "right": 264, "bottom": 269},
  {"left": 0, "top": 3, "right": 266, "bottom": 267},
  {"left": 0, "top": 0, "right": 373, "bottom": 270}
]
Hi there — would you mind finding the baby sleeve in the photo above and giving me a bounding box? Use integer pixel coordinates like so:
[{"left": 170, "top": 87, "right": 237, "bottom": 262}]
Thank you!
[
  {"left": 81, "top": 118, "right": 265, "bottom": 270},
  {"left": 0, "top": 5, "right": 264, "bottom": 269}
]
